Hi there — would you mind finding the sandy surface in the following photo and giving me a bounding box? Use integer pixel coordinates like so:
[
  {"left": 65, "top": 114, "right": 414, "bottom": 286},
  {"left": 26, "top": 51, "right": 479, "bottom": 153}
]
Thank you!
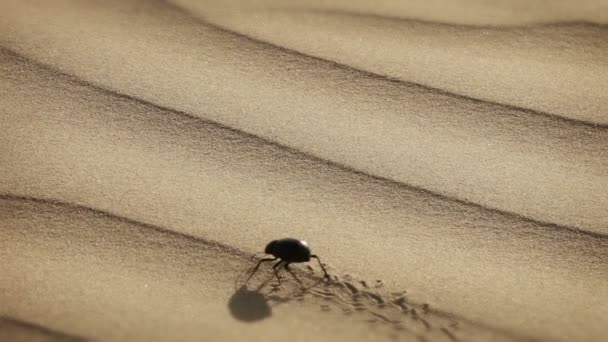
[{"left": 1, "top": 1, "right": 607, "bottom": 341}]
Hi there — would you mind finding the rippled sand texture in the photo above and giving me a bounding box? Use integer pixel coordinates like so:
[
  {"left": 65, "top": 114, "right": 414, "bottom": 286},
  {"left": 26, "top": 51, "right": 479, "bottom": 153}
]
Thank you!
[{"left": 1, "top": 1, "right": 607, "bottom": 342}]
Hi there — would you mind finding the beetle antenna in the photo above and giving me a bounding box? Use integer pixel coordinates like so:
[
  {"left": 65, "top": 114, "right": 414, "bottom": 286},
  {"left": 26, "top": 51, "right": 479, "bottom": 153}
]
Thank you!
[{"left": 311, "top": 255, "right": 329, "bottom": 279}]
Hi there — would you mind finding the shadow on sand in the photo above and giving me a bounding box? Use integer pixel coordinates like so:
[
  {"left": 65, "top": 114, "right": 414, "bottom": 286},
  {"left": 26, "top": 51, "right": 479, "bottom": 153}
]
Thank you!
[
  {"left": 228, "top": 268, "right": 326, "bottom": 322},
  {"left": 228, "top": 286, "right": 273, "bottom": 322}
]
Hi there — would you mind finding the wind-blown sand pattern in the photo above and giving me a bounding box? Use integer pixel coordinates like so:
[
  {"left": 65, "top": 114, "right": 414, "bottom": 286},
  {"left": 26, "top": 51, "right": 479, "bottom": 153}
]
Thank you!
[{"left": 1, "top": 1, "right": 607, "bottom": 341}]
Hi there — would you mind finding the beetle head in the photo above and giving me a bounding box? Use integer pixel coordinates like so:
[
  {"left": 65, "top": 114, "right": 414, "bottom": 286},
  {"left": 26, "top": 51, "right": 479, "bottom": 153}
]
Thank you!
[{"left": 264, "top": 240, "right": 277, "bottom": 255}]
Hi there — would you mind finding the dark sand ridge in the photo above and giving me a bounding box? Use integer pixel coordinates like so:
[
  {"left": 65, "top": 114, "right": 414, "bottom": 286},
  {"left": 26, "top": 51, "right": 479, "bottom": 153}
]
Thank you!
[
  {"left": 0, "top": 0, "right": 606, "bottom": 233},
  {"left": 0, "top": 316, "right": 86, "bottom": 342},
  {"left": 1, "top": 50, "right": 607, "bottom": 341},
  {"left": 0, "top": 197, "right": 529, "bottom": 342},
  {"left": 180, "top": 6, "right": 608, "bottom": 124},
  {"left": 170, "top": 0, "right": 608, "bottom": 26}
]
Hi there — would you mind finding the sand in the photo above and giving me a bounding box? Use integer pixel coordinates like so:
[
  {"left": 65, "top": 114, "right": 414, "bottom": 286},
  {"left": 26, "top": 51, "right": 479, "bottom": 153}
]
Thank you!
[{"left": 1, "top": 1, "right": 607, "bottom": 341}]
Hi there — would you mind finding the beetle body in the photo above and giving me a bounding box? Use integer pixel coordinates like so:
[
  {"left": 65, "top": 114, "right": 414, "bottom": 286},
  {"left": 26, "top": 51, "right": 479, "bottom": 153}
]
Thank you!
[
  {"left": 247, "top": 238, "right": 329, "bottom": 285},
  {"left": 265, "top": 238, "right": 310, "bottom": 263}
]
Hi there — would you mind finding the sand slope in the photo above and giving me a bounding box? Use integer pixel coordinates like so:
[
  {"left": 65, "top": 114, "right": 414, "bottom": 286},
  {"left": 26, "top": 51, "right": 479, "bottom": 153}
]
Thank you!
[
  {"left": 1, "top": 1, "right": 607, "bottom": 341},
  {"left": 1, "top": 197, "right": 529, "bottom": 342},
  {"left": 184, "top": 8, "right": 608, "bottom": 124},
  {"left": 1, "top": 0, "right": 606, "bottom": 232}
]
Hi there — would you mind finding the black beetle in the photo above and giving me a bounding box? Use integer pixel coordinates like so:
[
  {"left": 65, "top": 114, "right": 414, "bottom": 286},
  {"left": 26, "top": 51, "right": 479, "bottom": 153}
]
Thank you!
[{"left": 246, "top": 238, "right": 329, "bottom": 285}]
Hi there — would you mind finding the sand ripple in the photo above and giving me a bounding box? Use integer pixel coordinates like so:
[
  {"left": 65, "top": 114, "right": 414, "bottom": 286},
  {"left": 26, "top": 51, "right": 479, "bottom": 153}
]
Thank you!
[{"left": 1, "top": 1, "right": 607, "bottom": 341}]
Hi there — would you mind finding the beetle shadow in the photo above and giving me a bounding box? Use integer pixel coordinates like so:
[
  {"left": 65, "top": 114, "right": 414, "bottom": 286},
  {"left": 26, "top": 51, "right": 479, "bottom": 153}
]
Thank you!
[
  {"left": 228, "top": 285, "right": 273, "bottom": 322},
  {"left": 228, "top": 267, "right": 327, "bottom": 322}
]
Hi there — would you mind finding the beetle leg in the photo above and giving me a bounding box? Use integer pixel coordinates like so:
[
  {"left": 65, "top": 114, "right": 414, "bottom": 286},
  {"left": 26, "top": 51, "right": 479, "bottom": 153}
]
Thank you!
[
  {"left": 311, "top": 255, "right": 330, "bottom": 280},
  {"left": 245, "top": 257, "right": 278, "bottom": 283},
  {"left": 284, "top": 263, "right": 303, "bottom": 285},
  {"left": 272, "top": 260, "right": 284, "bottom": 284}
]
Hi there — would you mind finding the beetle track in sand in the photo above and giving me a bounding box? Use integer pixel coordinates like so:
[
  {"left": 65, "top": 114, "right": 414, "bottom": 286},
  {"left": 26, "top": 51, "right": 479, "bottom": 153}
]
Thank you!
[{"left": 247, "top": 269, "right": 526, "bottom": 342}]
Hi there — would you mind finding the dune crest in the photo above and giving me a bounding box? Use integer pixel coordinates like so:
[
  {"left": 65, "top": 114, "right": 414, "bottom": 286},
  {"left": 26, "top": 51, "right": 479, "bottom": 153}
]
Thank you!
[
  {"left": 171, "top": 0, "right": 608, "bottom": 26},
  {"left": 183, "top": 7, "right": 608, "bottom": 124}
]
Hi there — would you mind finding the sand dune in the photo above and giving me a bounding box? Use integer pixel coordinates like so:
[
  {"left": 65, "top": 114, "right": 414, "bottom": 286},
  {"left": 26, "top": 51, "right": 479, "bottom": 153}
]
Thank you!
[
  {"left": 1, "top": 196, "right": 528, "bottom": 342},
  {"left": 2, "top": 47, "right": 608, "bottom": 341},
  {"left": 184, "top": 8, "right": 608, "bottom": 124},
  {"left": 0, "top": 0, "right": 606, "bottom": 232},
  {"left": 1, "top": 0, "right": 607, "bottom": 341},
  {"left": 170, "top": 0, "right": 608, "bottom": 26}
]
